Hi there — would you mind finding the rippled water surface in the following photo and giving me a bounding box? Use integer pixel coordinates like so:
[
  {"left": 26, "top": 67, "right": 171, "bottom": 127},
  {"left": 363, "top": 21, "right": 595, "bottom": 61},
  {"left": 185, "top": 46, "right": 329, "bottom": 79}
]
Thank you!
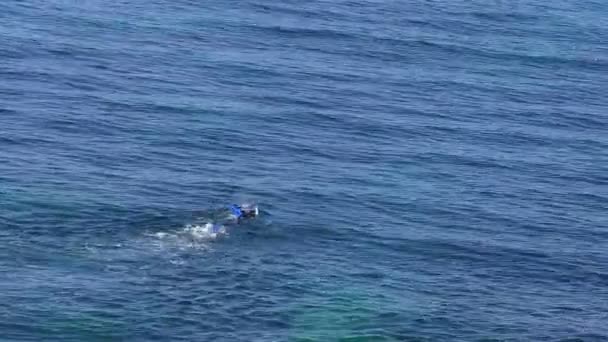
[{"left": 1, "top": 0, "right": 607, "bottom": 341}]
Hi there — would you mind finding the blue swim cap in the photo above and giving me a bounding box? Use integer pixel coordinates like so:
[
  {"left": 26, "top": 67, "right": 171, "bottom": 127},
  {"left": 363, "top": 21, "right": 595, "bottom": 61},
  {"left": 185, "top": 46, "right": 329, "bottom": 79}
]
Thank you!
[{"left": 229, "top": 204, "right": 242, "bottom": 218}]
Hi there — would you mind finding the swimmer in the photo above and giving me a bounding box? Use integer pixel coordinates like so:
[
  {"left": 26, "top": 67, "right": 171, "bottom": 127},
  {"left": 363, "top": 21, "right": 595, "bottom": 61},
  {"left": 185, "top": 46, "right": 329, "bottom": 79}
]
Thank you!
[{"left": 229, "top": 203, "right": 259, "bottom": 221}]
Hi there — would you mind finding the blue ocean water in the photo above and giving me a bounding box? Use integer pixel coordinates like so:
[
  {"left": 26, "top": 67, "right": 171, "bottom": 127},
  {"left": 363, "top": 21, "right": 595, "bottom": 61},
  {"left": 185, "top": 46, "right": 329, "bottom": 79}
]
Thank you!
[{"left": 1, "top": 0, "right": 607, "bottom": 340}]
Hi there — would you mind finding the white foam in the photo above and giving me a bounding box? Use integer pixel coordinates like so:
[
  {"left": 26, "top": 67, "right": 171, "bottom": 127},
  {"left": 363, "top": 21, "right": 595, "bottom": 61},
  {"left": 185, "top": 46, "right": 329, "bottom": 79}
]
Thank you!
[
  {"left": 81, "top": 222, "right": 226, "bottom": 271},
  {"left": 145, "top": 222, "right": 227, "bottom": 252},
  {"left": 154, "top": 232, "right": 169, "bottom": 239},
  {"left": 182, "top": 222, "right": 226, "bottom": 240}
]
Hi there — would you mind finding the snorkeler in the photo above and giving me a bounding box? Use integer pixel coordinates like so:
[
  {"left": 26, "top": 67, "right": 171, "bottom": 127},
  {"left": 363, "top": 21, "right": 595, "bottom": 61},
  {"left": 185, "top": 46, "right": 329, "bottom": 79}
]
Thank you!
[
  {"left": 229, "top": 203, "right": 259, "bottom": 220},
  {"left": 198, "top": 203, "right": 258, "bottom": 235}
]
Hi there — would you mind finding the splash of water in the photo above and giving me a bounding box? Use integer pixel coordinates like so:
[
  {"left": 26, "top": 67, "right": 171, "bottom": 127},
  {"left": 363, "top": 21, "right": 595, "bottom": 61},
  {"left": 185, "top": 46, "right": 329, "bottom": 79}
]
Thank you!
[{"left": 151, "top": 222, "right": 227, "bottom": 242}]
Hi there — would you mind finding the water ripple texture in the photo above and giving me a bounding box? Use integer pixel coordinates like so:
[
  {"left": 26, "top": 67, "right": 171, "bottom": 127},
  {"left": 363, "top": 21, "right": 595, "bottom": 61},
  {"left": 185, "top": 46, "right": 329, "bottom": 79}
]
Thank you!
[{"left": 1, "top": 0, "right": 607, "bottom": 341}]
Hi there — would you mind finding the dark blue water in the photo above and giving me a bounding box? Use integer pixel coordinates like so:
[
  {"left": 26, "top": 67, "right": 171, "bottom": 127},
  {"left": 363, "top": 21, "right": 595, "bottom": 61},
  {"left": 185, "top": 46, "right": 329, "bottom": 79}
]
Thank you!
[{"left": 1, "top": 0, "right": 607, "bottom": 341}]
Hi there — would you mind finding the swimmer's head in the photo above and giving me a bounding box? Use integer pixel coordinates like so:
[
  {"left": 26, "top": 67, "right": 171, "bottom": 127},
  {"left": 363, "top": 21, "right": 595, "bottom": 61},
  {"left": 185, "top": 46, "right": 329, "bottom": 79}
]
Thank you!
[
  {"left": 230, "top": 203, "right": 258, "bottom": 219},
  {"left": 240, "top": 203, "right": 258, "bottom": 218}
]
